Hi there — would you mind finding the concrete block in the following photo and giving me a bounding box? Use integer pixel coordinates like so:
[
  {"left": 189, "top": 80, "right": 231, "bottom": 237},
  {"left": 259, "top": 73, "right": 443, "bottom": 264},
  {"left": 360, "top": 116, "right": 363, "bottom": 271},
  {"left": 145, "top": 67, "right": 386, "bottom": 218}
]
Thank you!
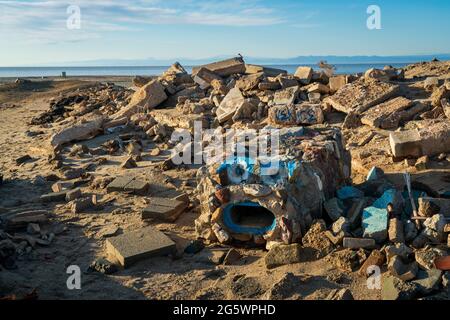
[
  {"left": 343, "top": 237, "right": 376, "bottom": 249},
  {"left": 124, "top": 179, "right": 149, "bottom": 196},
  {"left": 324, "top": 79, "right": 400, "bottom": 114},
  {"left": 245, "top": 64, "right": 287, "bottom": 77},
  {"left": 40, "top": 191, "right": 68, "bottom": 203},
  {"left": 389, "top": 120, "right": 450, "bottom": 158},
  {"left": 192, "top": 57, "right": 245, "bottom": 77},
  {"left": 329, "top": 75, "right": 348, "bottom": 93},
  {"left": 106, "top": 226, "right": 176, "bottom": 268},
  {"left": 142, "top": 197, "right": 188, "bottom": 222},
  {"left": 106, "top": 176, "right": 135, "bottom": 193},
  {"left": 65, "top": 188, "right": 82, "bottom": 202},
  {"left": 273, "top": 86, "right": 299, "bottom": 105},
  {"left": 360, "top": 97, "right": 414, "bottom": 129},
  {"left": 294, "top": 67, "right": 313, "bottom": 84}
]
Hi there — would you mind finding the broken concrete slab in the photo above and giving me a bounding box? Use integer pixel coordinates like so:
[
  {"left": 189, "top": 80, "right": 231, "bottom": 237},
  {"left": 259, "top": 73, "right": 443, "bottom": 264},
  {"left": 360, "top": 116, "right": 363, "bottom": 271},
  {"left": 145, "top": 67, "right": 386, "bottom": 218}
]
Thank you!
[
  {"left": 193, "top": 67, "right": 222, "bottom": 89},
  {"left": 389, "top": 120, "right": 450, "bottom": 158},
  {"left": 106, "top": 226, "right": 176, "bottom": 268},
  {"left": 216, "top": 87, "right": 246, "bottom": 123},
  {"left": 113, "top": 80, "right": 167, "bottom": 119},
  {"left": 151, "top": 108, "right": 208, "bottom": 131},
  {"left": 192, "top": 57, "right": 245, "bottom": 77},
  {"left": 3, "top": 210, "right": 48, "bottom": 231},
  {"left": 235, "top": 72, "right": 264, "bottom": 92},
  {"left": 40, "top": 190, "right": 68, "bottom": 203},
  {"left": 123, "top": 179, "right": 149, "bottom": 196},
  {"left": 273, "top": 86, "right": 299, "bottom": 105},
  {"left": 50, "top": 116, "right": 105, "bottom": 148},
  {"left": 324, "top": 79, "right": 400, "bottom": 114},
  {"left": 294, "top": 67, "right": 313, "bottom": 85},
  {"left": 307, "top": 83, "right": 330, "bottom": 95},
  {"left": 329, "top": 75, "right": 349, "bottom": 93},
  {"left": 70, "top": 196, "right": 95, "bottom": 213},
  {"left": 142, "top": 197, "right": 188, "bottom": 222},
  {"left": 245, "top": 64, "right": 286, "bottom": 77},
  {"left": 106, "top": 176, "right": 135, "bottom": 193},
  {"left": 360, "top": 97, "right": 415, "bottom": 129},
  {"left": 268, "top": 103, "right": 323, "bottom": 126}
]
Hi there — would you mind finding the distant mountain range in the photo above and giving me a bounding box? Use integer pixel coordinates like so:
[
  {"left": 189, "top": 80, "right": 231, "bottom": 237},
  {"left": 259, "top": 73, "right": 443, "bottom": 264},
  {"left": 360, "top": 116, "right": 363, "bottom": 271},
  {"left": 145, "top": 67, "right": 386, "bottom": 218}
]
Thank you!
[{"left": 38, "top": 54, "right": 450, "bottom": 67}]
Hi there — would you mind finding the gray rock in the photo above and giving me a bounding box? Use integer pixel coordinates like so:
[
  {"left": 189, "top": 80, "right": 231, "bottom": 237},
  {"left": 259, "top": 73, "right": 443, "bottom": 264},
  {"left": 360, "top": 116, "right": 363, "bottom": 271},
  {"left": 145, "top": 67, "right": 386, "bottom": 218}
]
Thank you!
[
  {"left": 412, "top": 269, "right": 443, "bottom": 295},
  {"left": 265, "top": 244, "right": 306, "bottom": 269},
  {"left": 415, "top": 246, "right": 446, "bottom": 270},
  {"left": 324, "top": 198, "right": 344, "bottom": 221},
  {"left": 388, "top": 255, "right": 418, "bottom": 281},
  {"left": 382, "top": 276, "right": 419, "bottom": 300},
  {"left": 332, "top": 217, "right": 350, "bottom": 235}
]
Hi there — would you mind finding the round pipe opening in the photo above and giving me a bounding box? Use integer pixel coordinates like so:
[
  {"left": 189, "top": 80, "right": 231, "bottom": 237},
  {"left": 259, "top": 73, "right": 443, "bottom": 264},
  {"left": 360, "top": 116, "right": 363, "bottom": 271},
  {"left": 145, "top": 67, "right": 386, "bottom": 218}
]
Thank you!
[{"left": 222, "top": 201, "right": 276, "bottom": 236}]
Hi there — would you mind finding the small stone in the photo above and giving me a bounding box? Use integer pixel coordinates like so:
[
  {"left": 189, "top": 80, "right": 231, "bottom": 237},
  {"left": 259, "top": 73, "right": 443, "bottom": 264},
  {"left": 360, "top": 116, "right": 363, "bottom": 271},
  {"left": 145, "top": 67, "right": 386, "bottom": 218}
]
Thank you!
[
  {"left": 327, "top": 288, "right": 354, "bottom": 300},
  {"left": 65, "top": 188, "right": 82, "bottom": 202},
  {"left": 265, "top": 244, "right": 305, "bottom": 269},
  {"left": 243, "top": 184, "right": 272, "bottom": 197},
  {"left": 70, "top": 196, "right": 95, "bottom": 213},
  {"left": 215, "top": 188, "right": 230, "bottom": 204},
  {"left": 121, "top": 156, "right": 137, "bottom": 169},
  {"left": 150, "top": 148, "right": 160, "bottom": 156},
  {"left": 88, "top": 258, "right": 118, "bottom": 275},
  {"left": 332, "top": 217, "right": 350, "bottom": 236},
  {"left": 359, "top": 249, "right": 385, "bottom": 276},
  {"left": 223, "top": 248, "right": 242, "bottom": 266},
  {"left": 415, "top": 246, "right": 446, "bottom": 270},
  {"left": 388, "top": 218, "right": 405, "bottom": 243},
  {"left": 415, "top": 156, "right": 430, "bottom": 171},
  {"left": 27, "top": 223, "right": 40, "bottom": 235},
  {"left": 324, "top": 198, "right": 344, "bottom": 221},
  {"left": 184, "top": 240, "right": 205, "bottom": 254},
  {"left": 388, "top": 255, "right": 418, "bottom": 281},
  {"left": 385, "top": 243, "right": 413, "bottom": 261}
]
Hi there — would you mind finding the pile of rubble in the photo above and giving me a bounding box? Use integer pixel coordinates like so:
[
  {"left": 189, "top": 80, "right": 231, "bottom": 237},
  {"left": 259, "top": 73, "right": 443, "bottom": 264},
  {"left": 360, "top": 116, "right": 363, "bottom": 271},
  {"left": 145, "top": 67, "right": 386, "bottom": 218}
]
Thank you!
[
  {"left": 31, "top": 82, "right": 133, "bottom": 125},
  {"left": 3, "top": 56, "right": 450, "bottom": 299}
]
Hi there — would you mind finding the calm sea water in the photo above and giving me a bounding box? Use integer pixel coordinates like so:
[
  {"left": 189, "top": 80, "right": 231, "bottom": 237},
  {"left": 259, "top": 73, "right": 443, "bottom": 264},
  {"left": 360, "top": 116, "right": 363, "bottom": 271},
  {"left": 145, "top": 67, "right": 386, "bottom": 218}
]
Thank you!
[{"left": 0, "top": 63, "right": 411, "bottom": 78}]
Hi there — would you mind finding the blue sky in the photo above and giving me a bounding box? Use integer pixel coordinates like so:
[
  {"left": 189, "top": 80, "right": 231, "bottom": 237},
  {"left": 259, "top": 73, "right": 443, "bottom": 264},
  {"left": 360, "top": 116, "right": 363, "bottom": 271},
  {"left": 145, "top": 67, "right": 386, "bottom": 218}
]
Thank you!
[{"left": 0, "top": 0, "right": 449, "bottom": 66}]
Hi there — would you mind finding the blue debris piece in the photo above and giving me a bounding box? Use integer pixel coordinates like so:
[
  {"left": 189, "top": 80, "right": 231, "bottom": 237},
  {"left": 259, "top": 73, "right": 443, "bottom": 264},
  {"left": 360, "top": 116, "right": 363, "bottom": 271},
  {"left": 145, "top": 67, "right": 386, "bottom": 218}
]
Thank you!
[
  {"left": 362, "top": 189, "right": 402, "bottom": 243},
  {"left": 337, "top": 186, "right": 364, "bottom": 200},
  {"left": 362, "top": 206, "right": 388, "bottom": 243},
  {"left": 366, "top": 166, "right": 385, "bottom": 181},
  {"left": 372, "top": 189, "right": 398, "bottom": 209}
]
